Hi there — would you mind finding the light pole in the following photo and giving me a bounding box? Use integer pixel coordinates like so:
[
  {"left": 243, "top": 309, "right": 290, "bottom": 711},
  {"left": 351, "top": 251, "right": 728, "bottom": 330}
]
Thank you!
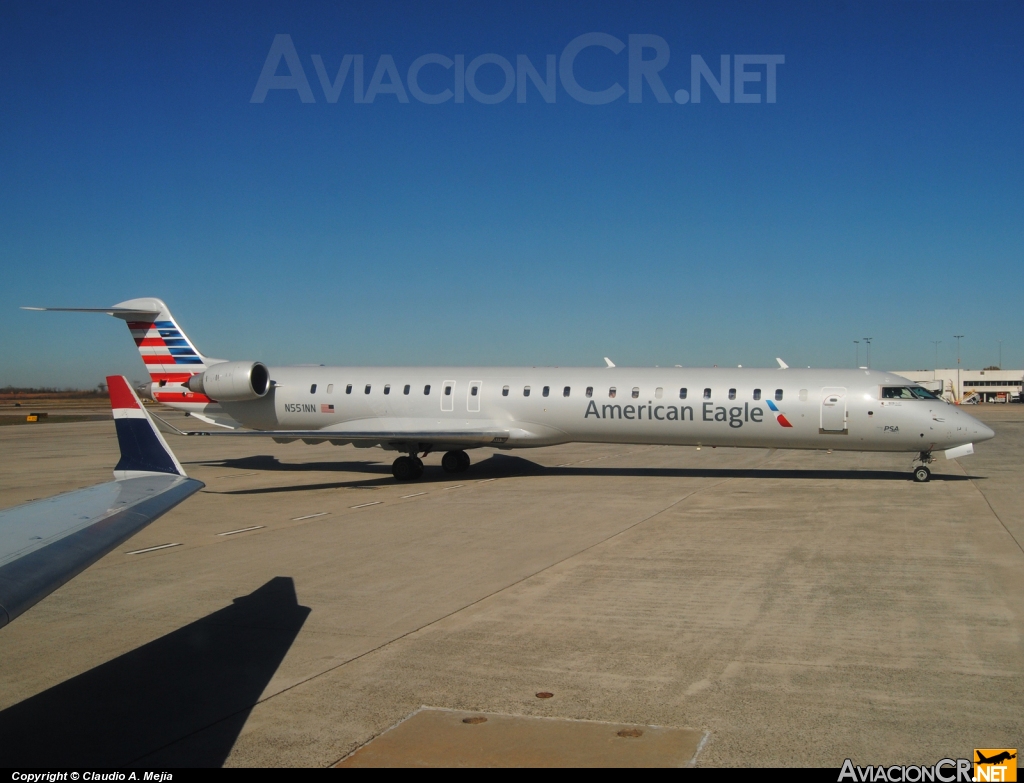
[
  {"left": 854, "top": 340, "right": 860, "bottom": 368},
  {"left": 997, "top": 339, "right": 1002, "bottom": 369},
  {"left": 863, "top": 337, "right": 873, "bottom": 369},
  {"left": 931, "top": 340, "right": 941, "bottom": 369},
  {"left": 954, "top": 335, "right": 964, "bottom": 401}
]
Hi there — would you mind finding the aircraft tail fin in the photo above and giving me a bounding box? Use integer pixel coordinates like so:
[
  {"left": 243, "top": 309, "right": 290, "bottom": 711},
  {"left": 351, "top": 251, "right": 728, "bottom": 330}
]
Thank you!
[
  {"left": 23, "top": 298, "right": 216, "bottom": 385},
  {"left": 108, "top": 375, "right": 187, "bottom": 478}
]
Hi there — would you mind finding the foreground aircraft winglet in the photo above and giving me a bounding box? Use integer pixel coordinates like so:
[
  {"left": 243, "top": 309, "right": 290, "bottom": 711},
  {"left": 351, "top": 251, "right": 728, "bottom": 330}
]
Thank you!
[{"left": 0, "top": 376, "right": 203, "bottom": 628}]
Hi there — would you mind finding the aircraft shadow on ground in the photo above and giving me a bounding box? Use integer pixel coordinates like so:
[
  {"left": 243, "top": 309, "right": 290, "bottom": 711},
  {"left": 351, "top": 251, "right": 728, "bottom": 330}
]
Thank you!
[
  {"left": 0, "top": 577, "right": 310, "bottom": 768},
  {"left": 198, "top": 453, "right": 978, "bottom": 494},
  {"left": 189, "top": 454, "right": 392, "bottom": 474},
  {"left": 202, "top": 453, "right": 543, "bottom": 493}
]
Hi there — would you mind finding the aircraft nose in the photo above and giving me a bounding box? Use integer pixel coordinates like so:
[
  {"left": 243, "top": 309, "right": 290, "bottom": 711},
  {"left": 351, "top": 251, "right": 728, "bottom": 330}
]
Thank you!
[{"left": 964, "top": 413, "right": 995, "bottom": 442}]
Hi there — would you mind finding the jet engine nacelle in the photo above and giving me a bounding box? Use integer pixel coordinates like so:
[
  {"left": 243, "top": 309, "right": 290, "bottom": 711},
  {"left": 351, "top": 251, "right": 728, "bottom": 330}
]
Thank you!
[{"left": 187, "top": 361, "right": 270, "bottom": 402}]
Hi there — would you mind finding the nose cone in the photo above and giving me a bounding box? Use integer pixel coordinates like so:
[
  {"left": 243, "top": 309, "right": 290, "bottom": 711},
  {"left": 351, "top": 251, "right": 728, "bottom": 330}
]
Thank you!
[{"left": 964, "top": 412, "right": 995, "bottom": 442}]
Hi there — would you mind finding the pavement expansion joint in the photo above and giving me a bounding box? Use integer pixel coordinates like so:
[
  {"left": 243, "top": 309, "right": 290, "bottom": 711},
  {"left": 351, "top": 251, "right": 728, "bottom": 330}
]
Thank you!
[{"left": 336, "top": 707, "right": 707, "bottom": 768}]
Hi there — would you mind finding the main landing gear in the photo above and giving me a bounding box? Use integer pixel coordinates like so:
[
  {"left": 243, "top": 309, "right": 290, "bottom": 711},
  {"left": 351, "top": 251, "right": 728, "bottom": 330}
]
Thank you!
[
  {"left": 441, "top": 449, "right": 471, "bottom": 474},
  {"left": 391, "top": 450, "right": 471, "bottom": 481},
  {"left": 392, "top": 455, "right": 424, "bottom": 481},
  {"left": 912, "top": 450, "right": 934, "bottom": 483}
]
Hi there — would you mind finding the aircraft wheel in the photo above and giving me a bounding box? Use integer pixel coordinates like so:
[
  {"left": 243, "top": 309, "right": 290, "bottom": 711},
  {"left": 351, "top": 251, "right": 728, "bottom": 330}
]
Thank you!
[
  {"left": 912, "top": 465, "right": 931, "bottom": 483},
  {"left": 393, "top": 456, "right": 417, "bottom": 481},
  {"left": 456, "top": 450, "right": 471, "bottom": 472},
  {"left": 411, "top": 456, "right": 424, "bottom": 479},
  {"left": 441, "top": 451, "right": 461, "bottom": 473}
]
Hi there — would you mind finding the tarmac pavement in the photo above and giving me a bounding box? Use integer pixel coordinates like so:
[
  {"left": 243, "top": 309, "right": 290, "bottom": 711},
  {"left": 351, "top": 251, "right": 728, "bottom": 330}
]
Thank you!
[{"left": 0, "top": 406, "right": 1020, "bottom": 766}]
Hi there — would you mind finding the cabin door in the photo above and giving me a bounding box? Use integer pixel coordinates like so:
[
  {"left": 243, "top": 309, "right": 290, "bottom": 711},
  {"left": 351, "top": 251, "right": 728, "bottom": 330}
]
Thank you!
[{"left": 820, "top": 387, "right": 847, "bottom": 432}]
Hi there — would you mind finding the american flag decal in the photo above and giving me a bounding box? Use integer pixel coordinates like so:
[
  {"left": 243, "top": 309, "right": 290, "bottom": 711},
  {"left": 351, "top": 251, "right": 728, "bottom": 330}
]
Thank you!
[{"left": 321, "top": 404, "right": 334, "bottom": 413}]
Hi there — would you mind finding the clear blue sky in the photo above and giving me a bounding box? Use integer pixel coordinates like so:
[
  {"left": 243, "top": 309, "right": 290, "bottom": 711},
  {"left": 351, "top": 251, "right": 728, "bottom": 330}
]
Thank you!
[{"left": 2, "top": 1, "right": 1021, "bottom": 388}]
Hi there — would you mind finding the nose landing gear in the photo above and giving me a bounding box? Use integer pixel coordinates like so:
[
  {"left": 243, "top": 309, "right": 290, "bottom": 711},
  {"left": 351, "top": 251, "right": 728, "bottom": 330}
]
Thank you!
[{"left": 912, "top": 450, "right": 934, "bottom": 482}]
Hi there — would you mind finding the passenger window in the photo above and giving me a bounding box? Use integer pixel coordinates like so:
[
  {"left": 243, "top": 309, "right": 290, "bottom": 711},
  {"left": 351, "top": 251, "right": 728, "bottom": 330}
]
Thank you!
[
  {"left": 364, "top": 385, "right": 371, "bottom": 394},
  {"left": 632, "top": 387, "right": 640, "bottom": 399},
  {"left": 679, "top": 388, "right": 687, "bottom": 399},
  {"left": 563, "top": 386, "right": 571, "bottom": 397},
  {"left": 310, "top": 384, "right": 317, "bottom": 394},
  {"left": 524, "top": 386, "right": 531, "bottom": 397},
  {"left": 502, "top": 385, "right": 509, "bottom": 396},
  {"left": 728, "top": 388, "right": 736, "bottom": 400},
  {"left": 753, "top": 388, "right": 761, "bottom": 400},
  {"left": 799, "top": 389, "right": 808, "bottom": 402},
  {"left": 346, "top": 384, "right": 353, "bottom": 394},
  {"left": 703, "top": 388, "right": 711, "bottom": 400},
  {"left": 444, "top": 385, "right": 452, "bottom": 395},
  {"left": 327, "top": 384, "right": 334, "bottom": 394},
  {"left": 384, "top": 384, "right": 391, "bottom": 395},
  {"left": 655, "top": 387, "right": 663, "bottom": 399},
  {"left": 424, "top": 384, "right": 431, "bottom": 395},
  {"left": 403, "top": 384, "right": 410, "bottom": 395},
  {"left": 609, "top": 387, "right": 617, "bottom": 398},
  {"left": 586, "top": 386, "right": 593, "bottom": 398},
  {"left": 542, "top": 386, "right": 550, "bottom": 397},
  {"left": 471, "top": 386, "right": 478, "bottom": 396},
  {"left": 775, "top": 389, "right": 783, "bottom": 401}
]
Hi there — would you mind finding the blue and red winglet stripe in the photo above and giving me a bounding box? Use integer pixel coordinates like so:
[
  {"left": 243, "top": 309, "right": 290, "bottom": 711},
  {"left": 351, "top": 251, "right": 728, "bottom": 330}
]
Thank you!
[{"left": 107, "top": 376, "right": 184, "bottom": 476}]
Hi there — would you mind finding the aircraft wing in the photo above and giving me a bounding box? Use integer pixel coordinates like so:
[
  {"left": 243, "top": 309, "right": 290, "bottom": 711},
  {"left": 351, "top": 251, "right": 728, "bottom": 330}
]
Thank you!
[
  {"left": 152, "top": 415, "right": 510, "bottom": 447},
  {"left": 154, "top": 417, "right": 507, "bottom": 448},
  {"left": 0, "top": 377, "right": 203, "bottom": 628}
]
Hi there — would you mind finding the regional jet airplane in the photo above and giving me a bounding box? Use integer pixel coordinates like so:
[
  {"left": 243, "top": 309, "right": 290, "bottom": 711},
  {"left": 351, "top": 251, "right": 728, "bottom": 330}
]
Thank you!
[
  {"left": 0, "top": 376, "right": 202, "bottom": 628},
  {"left": 25, "top": 298, "right": 994, "bottom": 483}
]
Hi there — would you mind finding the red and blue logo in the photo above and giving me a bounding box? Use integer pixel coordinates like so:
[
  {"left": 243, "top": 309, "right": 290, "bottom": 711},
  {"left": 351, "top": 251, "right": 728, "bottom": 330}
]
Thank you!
[{"left": 766, "top": 399, "right": 793, "bottom": 427}]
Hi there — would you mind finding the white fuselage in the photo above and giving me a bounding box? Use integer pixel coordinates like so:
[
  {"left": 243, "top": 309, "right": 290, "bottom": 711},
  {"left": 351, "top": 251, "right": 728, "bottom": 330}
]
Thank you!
[{"left": 174, "top": 366, "right": 993, "bottom": 454}]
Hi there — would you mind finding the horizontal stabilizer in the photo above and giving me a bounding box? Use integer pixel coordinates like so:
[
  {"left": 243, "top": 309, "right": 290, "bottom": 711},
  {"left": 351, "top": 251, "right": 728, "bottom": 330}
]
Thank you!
[
  {"left": 22, "top": 305, "right": 161, "bottom": 319},
  {"left": 24, "top": 298, "right": 215, "bottom": 384}
]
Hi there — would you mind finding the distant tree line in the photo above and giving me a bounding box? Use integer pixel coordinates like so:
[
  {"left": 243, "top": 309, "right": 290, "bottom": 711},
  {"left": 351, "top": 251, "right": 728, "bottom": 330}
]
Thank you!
[{"left": 0, "top": 385, "right": 109, "bottom": 398}]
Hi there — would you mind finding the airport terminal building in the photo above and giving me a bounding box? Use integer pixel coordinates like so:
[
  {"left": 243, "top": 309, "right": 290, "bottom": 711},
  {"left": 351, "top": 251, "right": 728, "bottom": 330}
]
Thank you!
[{"left": 894, "top": 368, "right": 1023, "bottom": 403}]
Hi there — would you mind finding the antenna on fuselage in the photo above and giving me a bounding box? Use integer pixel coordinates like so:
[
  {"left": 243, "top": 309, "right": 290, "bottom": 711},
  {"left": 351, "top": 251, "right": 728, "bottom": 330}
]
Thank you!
[
  {"left": 776, "top": 358, "right": 789, "bottom": 369},
  {"left": 604, "top": 357, "right": 616, "bottom": 368}
]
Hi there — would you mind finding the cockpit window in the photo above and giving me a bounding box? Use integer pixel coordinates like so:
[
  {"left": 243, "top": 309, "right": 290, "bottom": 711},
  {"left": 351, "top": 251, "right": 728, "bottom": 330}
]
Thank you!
[{"left": 881, "top": 386, "right": 938, "bottom": 400}]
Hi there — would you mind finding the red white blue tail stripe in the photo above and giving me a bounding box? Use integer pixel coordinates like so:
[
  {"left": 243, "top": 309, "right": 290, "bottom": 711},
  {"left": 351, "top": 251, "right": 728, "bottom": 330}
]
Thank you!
[{"left": 111, "top": 298, "right": 214, "bottom": 404}]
